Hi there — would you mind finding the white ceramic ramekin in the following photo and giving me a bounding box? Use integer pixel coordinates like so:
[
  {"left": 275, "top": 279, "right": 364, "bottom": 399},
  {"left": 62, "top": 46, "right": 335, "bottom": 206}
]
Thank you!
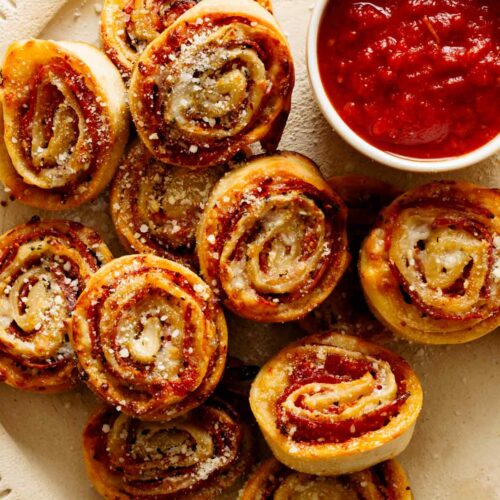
[{"left": 306, "top": 0, "right": 500, "bottom": 173}]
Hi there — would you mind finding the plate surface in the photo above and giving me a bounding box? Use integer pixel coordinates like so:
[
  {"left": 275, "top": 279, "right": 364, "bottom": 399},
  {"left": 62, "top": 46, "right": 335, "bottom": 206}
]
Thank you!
[{"left": 0, "top": 1, "right": 499, "bottom": 499}]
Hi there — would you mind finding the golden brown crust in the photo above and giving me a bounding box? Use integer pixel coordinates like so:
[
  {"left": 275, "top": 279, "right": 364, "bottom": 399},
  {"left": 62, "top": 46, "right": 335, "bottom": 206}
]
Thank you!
[
  {"left": 197, "top": 152, "right": 350, "bottom": 323},
  {"left": 0, "top": 219, "right": 112, "bottom": 392},
  {"left": 241, "top": 457, "right": 413, "bottom": 499},
  {"left": 129, "top": 0, "right": 294, "bottom": 168},
  {"left": 249, "top": 331, "right": 423, "bottom": 475},
  {"left": 83, "top": 400, "right": 254, "bottom": 499},
  {"left": 0, "top": 40, "right": 129, "bottom": 211},
  {"left": 71, "top": 254, "right": 228, "bottom": 420},
  {"left": 101, "top": 0, "right": 273, "bottom": 78},
  {"left": 110, "top": 140, "right": 225, "bottom": 266},
  {"left": 359, "top": 181, "right": 500, "bottom": 344}
]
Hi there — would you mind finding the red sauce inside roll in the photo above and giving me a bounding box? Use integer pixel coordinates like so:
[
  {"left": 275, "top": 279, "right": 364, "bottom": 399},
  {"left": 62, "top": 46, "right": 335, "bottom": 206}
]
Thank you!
[
  {"left": 276, "top": 351, "right": 409, "bottom": 444},
  {"left": 19, "top": 58, "right": 109, "bottom": 188},
  {"left": 208, "top": 177, "right": 344, "bottom": 305},
  {"left": 318, "top": 0, "right": 500, "bottom": 159}
]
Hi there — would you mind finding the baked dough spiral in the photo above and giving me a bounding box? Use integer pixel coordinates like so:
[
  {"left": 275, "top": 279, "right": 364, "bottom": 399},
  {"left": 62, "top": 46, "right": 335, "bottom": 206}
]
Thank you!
[
  {"left": 83, "top": 400, "right": 253, "bottom": 499},
  {"left": 0, "top": 40, "right": 129, "bottom": 210},
  {"left": 241, "top": 457, "right": 413, "bottom": 500},
  {"left": 360, "top": 181, "right": 500, "bottom": 344},
  {"left": 0, "top": 218, "right": 112, "bottom": 392},
  {"left": 197, "top": 152, "right": 349, "bottom": 323},
  {"left": 249, "top": 331, "right": 423, "bottom": 476},
  {"left": 110, "top": 140, "right": 225, "bottom": 265},
  {"left": 129, "top": 0, "right": 294, "bottom": 169},
  {"left": 101, "top": 0, "right": 273, "bottom": 78},
  {"left": 71, "top": 254, "right": 227, "bottom": 420}
]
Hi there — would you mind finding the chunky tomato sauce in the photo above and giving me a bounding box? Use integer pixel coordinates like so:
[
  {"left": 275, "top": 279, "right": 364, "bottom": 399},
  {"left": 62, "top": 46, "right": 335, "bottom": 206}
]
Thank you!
[{"left": 318, "top": 0, "right": 500, "bottom": 159}]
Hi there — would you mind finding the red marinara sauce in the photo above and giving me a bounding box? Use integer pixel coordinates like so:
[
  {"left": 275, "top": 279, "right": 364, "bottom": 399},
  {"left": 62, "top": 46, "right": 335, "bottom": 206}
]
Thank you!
[{"left": 317, "top": 0, "right": 500, "bottom": 159}]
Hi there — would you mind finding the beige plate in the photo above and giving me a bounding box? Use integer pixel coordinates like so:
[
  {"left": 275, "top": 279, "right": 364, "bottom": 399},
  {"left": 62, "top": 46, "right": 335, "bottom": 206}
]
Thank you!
[{"left": 0, "top": 0, "right": 499, "bottom": 499}]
